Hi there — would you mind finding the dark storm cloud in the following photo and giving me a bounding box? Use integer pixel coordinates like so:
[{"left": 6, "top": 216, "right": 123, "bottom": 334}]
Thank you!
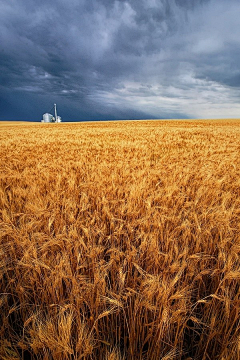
[{"left": 0, "top": 0, "right": 240, "bottom": 120}]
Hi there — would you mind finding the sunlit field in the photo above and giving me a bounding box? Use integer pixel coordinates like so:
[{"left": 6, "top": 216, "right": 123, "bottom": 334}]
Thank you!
[{"left": 0, "top": 119, "right": 240, "bottom": 360}]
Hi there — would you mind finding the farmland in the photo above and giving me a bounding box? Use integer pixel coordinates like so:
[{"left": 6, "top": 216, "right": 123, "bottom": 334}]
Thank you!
[{"left": 0, "top": 119, "right": 240, "bottom": 359}]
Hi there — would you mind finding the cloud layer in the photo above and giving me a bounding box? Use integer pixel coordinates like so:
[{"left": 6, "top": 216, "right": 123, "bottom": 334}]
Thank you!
[{"left": 1, "top": 0, "right": 240, "bottom": 120}]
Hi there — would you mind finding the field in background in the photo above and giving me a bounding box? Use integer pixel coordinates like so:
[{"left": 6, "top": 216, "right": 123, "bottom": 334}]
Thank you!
[{"left": 0, "top": 120, "right": 240, "bottom": 359}]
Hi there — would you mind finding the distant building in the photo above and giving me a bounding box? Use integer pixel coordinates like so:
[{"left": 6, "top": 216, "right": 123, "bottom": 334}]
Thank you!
[{"left": 41, "top": 104, "right": 62, "bottom": 123}]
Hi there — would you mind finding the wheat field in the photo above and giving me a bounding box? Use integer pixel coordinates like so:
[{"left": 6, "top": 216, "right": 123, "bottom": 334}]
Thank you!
[{"left": 0, "top": 119, "right": 240, "bottom": 360}]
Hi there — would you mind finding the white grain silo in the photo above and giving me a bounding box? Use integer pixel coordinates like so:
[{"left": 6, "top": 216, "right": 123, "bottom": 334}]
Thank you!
[
  {"left": 41, "top": 104, "right": 62, "bottom": 123},
  {"left": 41, "top": 113, "right": 53, "bottom": 123}
]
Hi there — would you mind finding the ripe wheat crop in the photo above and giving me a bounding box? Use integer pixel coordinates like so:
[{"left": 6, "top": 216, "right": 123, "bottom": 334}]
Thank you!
[{"left": 0, "top": 119, "right": 240, "bottom": 360}]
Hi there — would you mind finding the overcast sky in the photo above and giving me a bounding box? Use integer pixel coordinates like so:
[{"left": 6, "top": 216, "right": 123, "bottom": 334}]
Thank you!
[{"left": 1, "top": 0, "right": 240, "bottom": 121}]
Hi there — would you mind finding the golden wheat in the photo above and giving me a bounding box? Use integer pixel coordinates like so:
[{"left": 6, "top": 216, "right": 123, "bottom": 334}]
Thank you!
[{"left": 0, "top": 119, "right": 240, "bottom": 359}]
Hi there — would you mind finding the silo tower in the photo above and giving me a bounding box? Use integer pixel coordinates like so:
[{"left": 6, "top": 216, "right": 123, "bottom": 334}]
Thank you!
[{"left": 41, "top": 104, "right": 62, "bottom": 123}]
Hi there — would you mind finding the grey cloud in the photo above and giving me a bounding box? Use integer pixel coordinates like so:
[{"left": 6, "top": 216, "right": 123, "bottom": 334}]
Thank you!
[{"left": 0, "top": 0, "right": 240, "bottom": 121}]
